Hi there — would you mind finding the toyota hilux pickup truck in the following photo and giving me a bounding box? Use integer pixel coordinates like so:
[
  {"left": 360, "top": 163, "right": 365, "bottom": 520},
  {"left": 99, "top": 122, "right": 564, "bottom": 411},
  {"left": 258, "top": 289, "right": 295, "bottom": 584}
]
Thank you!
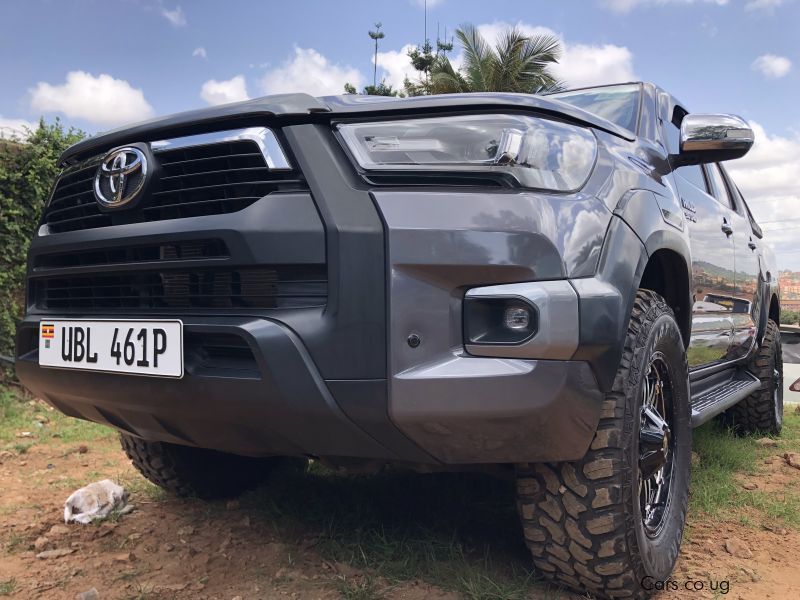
[{"left": 15, "top": 82, "right": 782, "bottom": 599}]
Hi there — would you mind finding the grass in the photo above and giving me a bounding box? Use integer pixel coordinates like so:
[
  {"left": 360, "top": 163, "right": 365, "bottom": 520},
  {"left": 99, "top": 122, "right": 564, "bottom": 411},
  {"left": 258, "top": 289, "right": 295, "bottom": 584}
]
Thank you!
[
  {"left": 238, "top": 464, "right": 542, "bottom": 599},
  {"left": 337, "top": 575, "right": 384, "bottom": 600},
  {"left": 0, "top": 386, "right": 113, "bottom": 449},
  {"left": 0, "top": 579, "right": 16, "bottom": 596},
  {"left": 690, "top": 412, "right": 800, "bottom": 529}
]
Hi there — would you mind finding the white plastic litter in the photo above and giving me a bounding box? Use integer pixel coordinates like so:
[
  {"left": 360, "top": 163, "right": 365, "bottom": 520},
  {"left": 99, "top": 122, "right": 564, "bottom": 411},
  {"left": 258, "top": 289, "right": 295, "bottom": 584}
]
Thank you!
[{"left": 64, "top": 479, "right": 132, "bottom": 524}]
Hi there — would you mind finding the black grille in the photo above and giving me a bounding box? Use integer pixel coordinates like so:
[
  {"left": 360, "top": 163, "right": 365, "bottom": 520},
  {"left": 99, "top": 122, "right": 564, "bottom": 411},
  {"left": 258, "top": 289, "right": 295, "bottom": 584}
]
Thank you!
[
  {"left": 33, "top": 266, "right": 327, "bottom": 311},
  {"left": 44, "top": 139, "right": 304, "bottom": 234},
  {"left": 34, "top": 240, "right": 229, "bottom": 270}
]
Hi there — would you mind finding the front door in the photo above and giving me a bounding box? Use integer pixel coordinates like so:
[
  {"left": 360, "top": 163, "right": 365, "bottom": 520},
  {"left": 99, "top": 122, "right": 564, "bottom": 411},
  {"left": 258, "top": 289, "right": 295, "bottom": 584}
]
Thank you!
[{"left": 674, "top": 164, "right": 737, "bottom": 369}]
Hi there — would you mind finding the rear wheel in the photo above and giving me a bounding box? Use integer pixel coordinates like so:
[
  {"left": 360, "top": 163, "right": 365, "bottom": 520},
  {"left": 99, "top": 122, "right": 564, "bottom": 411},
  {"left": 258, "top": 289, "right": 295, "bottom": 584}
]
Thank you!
[
  {"left": 724, "top": 319, "right": 783, "bottom": 435},
  {"left": 120, "top": 434, "right": 303, "bottom": 499},
  {"left": 516, "top": 290, "right": 691, "bottom": 599}
]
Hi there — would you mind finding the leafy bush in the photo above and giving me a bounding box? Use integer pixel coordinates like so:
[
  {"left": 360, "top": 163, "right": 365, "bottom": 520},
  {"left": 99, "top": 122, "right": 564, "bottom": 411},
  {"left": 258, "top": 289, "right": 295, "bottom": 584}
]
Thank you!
[{"left": 0, "top": 120, "right": 84, "bottom": 360}]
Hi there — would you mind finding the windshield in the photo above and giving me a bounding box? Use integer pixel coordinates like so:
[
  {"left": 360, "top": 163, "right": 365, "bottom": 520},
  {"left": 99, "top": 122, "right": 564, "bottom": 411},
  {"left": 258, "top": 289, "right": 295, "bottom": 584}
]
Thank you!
[{"left": 548, "top": 84, "right": 641, "bottom": 133}]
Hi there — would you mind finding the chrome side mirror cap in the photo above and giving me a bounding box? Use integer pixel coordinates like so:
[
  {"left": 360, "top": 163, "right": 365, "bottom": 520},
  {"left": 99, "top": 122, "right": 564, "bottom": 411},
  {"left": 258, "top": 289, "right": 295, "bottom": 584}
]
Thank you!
[{"left": 674, "top": 114, "right": 754, "bottom": 166}]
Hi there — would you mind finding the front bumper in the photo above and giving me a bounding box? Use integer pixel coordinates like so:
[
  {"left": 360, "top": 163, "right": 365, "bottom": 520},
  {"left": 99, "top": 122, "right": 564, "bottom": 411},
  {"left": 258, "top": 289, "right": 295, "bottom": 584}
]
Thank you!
[{"left": 16, "top": 313, "right": 604, "bottom": 464}]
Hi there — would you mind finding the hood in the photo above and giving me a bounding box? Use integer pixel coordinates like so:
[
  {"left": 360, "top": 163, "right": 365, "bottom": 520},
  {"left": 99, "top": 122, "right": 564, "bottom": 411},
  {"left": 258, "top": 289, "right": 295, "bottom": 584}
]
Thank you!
[{"left": 60, "top": 91, "right": 633, "bottom": 166}]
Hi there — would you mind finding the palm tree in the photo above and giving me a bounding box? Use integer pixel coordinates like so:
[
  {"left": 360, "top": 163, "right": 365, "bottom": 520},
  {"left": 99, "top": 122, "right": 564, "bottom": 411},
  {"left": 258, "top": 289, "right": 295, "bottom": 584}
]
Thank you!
[{"left": 431, "top": 24, "right": 563, "bottom": 95}]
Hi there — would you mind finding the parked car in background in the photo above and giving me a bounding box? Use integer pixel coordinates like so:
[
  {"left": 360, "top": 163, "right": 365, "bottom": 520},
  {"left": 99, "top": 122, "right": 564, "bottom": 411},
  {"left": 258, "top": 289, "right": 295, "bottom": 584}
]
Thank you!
[{"left": 16, "top": 82, "right": 781, "bottom": 598}]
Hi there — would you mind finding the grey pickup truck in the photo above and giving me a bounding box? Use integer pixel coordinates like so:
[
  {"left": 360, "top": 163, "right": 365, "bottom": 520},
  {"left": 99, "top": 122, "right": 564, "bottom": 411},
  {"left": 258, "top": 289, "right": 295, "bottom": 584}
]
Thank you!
[{"left": 16, "top": 82, "right": 781, "bottom": 598}]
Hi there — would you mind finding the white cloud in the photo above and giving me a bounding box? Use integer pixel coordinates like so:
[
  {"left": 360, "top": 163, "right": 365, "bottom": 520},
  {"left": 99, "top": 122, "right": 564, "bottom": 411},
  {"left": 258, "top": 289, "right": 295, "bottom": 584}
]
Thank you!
[
  {"left": 376, "top": 44, "right": 418, "bottom": 90},
  {"left": 751, "top": 54, "right": 792, "bottom": 79},
  {"left": 192, "top": 47, "right": 207, "bottom": 59},
  {"left": 476, "top": 22, "right": 636, "bottom": 88},
  {"left": 745, "top": 0, "right": 784, "bottom": 10},
  {"left": 260, "top": 47, "right": 363, "bottom": 97},
  {"left": 727, "top": 122, "right": 800, "bottom": 269},
  {"left": 160, "top": 5, "right": 186, "bottom": 27},
  {"left": 29, "top": 71, "right": 155, "bottom": 128},
  {"left": 552, "top": 43, "right": 635, "bottom": 88},
  {"left": 601, "top": 0, "right": 728, "bottom": 12},
  {"left": 0, "top": 116, "right": 37, "bottom": 140},
  {"left": 200, "top": 75, "right": 250, "bottom": 105}
]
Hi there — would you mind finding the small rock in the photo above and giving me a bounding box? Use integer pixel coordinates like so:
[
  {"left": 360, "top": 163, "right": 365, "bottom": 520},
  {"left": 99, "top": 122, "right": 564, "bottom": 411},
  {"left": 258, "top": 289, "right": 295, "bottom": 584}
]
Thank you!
[
  {"left": 691, "top": 451, "right": 700, "bottom": 467},
  {"left": 157, "top": 584, "right": 187, "bottom": 592},
  {"left": 34, "top": 414, "right": 49, "bottom": 424},
  {"left": 177, "top": 525, "right": 195, "bottom": 537},
  {"left": 16, "top": 431, "right": 33, "bottom": 438},
  {"left": 77, "top": 445, "right": 89, "bottom": 454},
  {"left": 37, "top": 547, "right": 75, "bottom": 559},
  {"left": 764, "top": 457, "right": 774, "bottom": 464},
  {"left": 162, "top": 542, "right": 175, "bottom": 553},
  {"left": 75, "top": 588, "right": 100, "bottom": 600},
  {"left": 34, "top": 536, "right": 50, "bottom": 551},
  {"left": 232, "top": 596, "right": 243, "bottom": 600},
  {"left": 743, "top": 482, "right": 758, "bottom": 490},
  {"left": 239, "top": 515, "right": 250, "bottom": 528},
  {"left": 226, "top": 499, "right": 240, "bottom": 510},
  {"left": 784, "top": 452, "right": 800, "bottom": 469},
  {"left": 113, "top": 552, "right": 134, "bottom": 563},
  {"left": 724, "top": 537, "right": 753, "bottom": 559},
  {"left": 127, "top": 533, "right": 142, "bottom": 542},
  {"left": 756, "top": 437, "right": 778, "bottom": 447}
]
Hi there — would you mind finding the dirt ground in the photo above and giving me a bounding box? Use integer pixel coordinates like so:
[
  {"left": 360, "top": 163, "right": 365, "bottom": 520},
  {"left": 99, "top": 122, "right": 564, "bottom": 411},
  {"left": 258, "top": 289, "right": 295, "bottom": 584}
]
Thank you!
[{"left": 1, "top": 392, "right": 800, "bottom": 599}]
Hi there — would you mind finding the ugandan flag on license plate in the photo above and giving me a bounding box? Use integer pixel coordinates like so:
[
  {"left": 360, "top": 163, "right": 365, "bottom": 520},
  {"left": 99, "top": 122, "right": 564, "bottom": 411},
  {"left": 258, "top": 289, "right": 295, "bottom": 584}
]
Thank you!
[{"left": 41, "top": 323, "right": 55, "bottom": 339}]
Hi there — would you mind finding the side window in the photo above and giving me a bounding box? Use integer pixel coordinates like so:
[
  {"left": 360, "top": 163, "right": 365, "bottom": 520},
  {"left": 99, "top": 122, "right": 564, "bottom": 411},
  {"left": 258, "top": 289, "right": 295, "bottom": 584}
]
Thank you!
[
  {"left": 706, "top": 164, "right": 734, "bottom": 210},
  {"left": 676, "top": 165, "right": 708, "bottom": 192}
]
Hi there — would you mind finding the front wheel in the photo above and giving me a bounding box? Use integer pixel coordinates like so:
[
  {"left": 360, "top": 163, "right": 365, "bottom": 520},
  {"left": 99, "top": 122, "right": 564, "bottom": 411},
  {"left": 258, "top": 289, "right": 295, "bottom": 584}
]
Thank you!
[{"left": 516, "top": 290, "right": 691, "bottom": 599}]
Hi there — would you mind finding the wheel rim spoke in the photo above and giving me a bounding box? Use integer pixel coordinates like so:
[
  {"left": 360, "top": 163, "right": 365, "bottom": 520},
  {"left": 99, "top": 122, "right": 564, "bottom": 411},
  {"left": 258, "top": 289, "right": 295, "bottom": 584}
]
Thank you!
[{"left": 638, "top": 354, "right": 675, "bottom": 537}]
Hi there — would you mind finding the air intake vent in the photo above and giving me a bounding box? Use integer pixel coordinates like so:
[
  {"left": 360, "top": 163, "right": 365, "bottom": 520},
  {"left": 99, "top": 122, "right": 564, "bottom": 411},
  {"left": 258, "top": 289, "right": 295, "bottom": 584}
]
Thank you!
[
  {"left": 34, "top": 240, "right": 229, "bottom": 270},
  {"left": 33, "top": 266, "right": 327, "bottom": 311},
  {"left": 43, "top": 131, "right": 304, "bottom": 234}
]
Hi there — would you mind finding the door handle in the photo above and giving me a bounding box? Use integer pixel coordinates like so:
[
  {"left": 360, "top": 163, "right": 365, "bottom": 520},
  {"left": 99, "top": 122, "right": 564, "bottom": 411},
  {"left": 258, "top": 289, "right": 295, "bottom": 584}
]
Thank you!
[
  {"left": 748, "top": 241, "right": 757, "bottom": 251},
  {"left": 721, "top": 221, "right": 733, "bottom": 236}
]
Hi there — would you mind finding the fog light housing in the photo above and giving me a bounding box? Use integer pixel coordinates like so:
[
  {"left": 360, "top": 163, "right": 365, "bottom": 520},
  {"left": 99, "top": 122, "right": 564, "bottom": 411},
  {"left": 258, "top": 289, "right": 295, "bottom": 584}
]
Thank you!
[{"left": 464, "top": 297, "right": 538, "bottom": 345}]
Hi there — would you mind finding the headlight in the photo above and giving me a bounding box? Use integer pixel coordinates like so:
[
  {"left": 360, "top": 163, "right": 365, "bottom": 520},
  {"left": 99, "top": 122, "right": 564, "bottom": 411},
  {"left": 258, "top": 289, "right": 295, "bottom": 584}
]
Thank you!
[{"left": 337, "top": 114, "right": 597, "bottom": 192}]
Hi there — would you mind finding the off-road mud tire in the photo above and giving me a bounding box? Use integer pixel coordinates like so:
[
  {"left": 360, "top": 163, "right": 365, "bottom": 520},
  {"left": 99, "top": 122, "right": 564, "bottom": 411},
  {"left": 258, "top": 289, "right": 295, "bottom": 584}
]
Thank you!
[
  {"left": 120, "top": 434, "right": 301, "bottom": 499},
  {"left": 724, "top": 319, "right": 783, "bottom": 435},
  {"left": 516, "top": 290, "right": 692, "bottom": 599}
]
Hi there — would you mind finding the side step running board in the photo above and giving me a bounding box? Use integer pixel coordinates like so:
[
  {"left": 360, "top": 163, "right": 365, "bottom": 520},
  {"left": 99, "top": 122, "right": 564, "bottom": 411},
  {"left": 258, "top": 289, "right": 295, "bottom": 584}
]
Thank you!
[{"left": 690, "top": 369, "right": 761, "bottom": 427}]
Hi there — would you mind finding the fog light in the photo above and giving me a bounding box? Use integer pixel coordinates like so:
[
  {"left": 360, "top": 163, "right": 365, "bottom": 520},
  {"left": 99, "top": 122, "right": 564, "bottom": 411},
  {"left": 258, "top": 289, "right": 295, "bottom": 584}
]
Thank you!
[
  {"left": 464, "top": 297, "right": 538, "bottom": 346},
  {"left": 504, "top": 306, "right": 531, "bottom": 330}
]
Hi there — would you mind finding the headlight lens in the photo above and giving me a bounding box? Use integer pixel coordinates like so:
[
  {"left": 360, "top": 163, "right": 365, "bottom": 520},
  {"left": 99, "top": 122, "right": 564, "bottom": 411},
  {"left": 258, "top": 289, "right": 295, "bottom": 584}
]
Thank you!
[{"left": 337, "top": 114, "right": 597, "bottom": 192}]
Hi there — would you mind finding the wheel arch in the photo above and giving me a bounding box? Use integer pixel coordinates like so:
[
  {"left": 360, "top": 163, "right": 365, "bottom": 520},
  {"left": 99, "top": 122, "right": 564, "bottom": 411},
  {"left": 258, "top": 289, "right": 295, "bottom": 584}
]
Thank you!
[
  {"left": 638, "top": 248, "right": 692, "bottom": 348},
  {"left": 769, "top": 293, "right": 780, "bottom": 325}
]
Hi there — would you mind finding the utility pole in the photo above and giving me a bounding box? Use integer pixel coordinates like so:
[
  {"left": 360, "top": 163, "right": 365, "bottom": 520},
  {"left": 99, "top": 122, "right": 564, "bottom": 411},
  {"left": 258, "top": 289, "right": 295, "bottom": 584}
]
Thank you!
[{"left": 368, "top": 22, "right": 385, "bottom": 88}]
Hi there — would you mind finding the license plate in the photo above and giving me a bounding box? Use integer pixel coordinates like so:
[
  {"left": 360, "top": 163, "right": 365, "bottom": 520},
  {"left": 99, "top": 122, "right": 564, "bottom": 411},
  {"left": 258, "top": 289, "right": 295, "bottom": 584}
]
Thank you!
[{"left": 38, "top": 320, "right": 183, "bottom": 378}]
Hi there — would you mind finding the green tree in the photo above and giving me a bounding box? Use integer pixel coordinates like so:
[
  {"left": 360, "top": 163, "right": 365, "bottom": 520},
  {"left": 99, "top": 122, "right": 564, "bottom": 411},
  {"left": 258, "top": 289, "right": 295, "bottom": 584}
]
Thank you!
[
  {"left": 430, "top": 24, "right": 563, "bottom": 94},
  {"left": 781, "top": 309, "right": 800, "bottom": 326},
  {"left": 403, "top": 35, "right": 453, "bottom": 96},
  {"left": 0, "top": 119, "right": 84, "bottom": 359}
]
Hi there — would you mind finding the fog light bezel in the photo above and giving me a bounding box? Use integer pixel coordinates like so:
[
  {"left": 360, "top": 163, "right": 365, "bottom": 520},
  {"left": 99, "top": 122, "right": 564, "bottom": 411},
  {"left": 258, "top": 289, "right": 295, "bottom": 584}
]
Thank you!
[{"left": 463, "top": 296, "right": 539, "bottom": 346}]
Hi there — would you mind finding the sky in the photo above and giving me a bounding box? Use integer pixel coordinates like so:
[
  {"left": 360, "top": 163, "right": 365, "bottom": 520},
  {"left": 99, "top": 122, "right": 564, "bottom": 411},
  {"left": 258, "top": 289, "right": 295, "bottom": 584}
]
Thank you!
[{"left": 1, "top": 0, "right": 799, "bottom": 269}]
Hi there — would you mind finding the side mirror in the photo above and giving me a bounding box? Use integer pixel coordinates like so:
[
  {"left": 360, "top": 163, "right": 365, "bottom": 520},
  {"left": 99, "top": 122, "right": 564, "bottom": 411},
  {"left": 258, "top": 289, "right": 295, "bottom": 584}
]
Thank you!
[{"left": 673, "top": 114, "right": 754, "bottom": 166}]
